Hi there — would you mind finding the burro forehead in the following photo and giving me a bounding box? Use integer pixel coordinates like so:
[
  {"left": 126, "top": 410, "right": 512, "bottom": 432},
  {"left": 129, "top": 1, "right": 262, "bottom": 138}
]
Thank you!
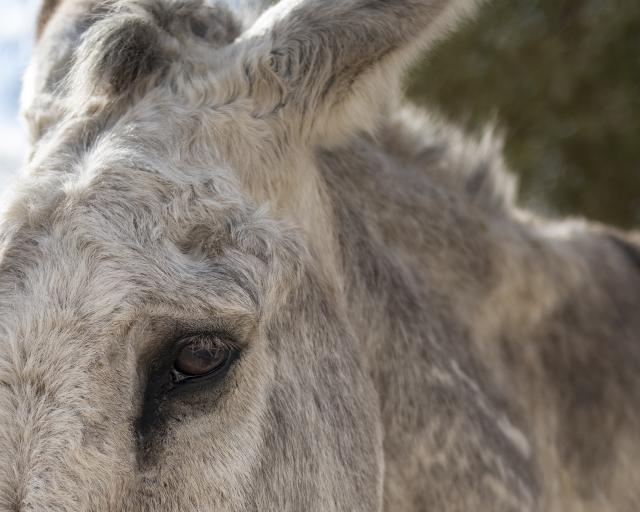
[
  {"left": 0, "top": 122, "right": 274, "bottom": 327},
  {"left": 0, "top": 122, "right": 380, "bottom": 511},
  {"left": 0, "top": 137, "right": 267, "bottom": 413},
  {"left": 0, "top": 141, "right": 298, "bottom": 509}
]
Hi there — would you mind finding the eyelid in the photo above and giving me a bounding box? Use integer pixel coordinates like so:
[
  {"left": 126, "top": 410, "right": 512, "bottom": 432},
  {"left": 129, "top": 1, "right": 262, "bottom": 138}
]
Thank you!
[
  {"left": 169, "top": 315, "right": 254, "bottom": 351},
  {"left": 174, "top": 332, "right": 239, "bottom": 351}
]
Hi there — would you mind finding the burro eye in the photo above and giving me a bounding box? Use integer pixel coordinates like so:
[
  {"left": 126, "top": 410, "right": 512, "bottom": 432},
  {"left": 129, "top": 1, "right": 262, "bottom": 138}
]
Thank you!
[{"left": 172, "top": 334, "right": 236, "bottom": 383}]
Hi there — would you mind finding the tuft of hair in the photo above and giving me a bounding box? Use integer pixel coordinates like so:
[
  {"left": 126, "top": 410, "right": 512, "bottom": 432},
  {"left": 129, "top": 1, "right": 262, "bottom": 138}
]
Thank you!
[{"left": 381, "top": 106, "right": 517, "bottom": 214}]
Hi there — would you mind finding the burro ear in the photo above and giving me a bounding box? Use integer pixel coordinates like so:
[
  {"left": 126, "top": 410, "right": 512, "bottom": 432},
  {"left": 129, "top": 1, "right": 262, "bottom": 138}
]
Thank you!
[
  {"left": 23, "top": 0, "right": 167, "bottom": 143},
  {"left": 22, "top": 0, "right": 102, "bottom": 142},
  {"left": 242, "top": 0, "right": 480, "bottom": 144},
  {"left": 36, "top": 0, "right": 63, "bottom": 39}
]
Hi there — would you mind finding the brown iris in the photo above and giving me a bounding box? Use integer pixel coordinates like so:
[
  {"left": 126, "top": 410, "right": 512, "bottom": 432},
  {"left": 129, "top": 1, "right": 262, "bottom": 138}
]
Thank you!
[{"left": 174, "top": 336, "right": 231, "bottom": 377}]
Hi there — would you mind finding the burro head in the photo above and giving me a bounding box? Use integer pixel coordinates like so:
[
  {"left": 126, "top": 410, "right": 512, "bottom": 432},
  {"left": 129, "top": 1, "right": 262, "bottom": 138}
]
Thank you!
[{"left": 0, "top": 0, "right": 481, "bottom": 510}]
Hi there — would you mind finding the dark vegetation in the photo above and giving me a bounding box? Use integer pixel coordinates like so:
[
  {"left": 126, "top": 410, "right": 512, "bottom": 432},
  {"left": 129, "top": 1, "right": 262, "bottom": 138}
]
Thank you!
[{"left": 408, "top": 0, "right": 640, "bottom": 228}]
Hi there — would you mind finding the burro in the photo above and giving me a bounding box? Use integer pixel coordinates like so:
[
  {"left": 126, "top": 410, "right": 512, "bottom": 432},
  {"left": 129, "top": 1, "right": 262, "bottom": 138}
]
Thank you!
[{"left": 0, "top": 1, "right": 638, "bottom": 511}]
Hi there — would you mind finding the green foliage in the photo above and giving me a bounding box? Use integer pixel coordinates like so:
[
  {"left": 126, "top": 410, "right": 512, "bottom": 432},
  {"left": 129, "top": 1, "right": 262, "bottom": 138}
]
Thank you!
[{"left": 408, "top": 0, "right": 640, "bottom": 227}]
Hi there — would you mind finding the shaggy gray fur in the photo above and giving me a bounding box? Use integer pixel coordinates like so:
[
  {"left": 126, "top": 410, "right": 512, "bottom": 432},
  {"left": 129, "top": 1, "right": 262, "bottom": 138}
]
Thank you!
[{"left": 0, "top": 0, "right": 639, "bottom": 510}]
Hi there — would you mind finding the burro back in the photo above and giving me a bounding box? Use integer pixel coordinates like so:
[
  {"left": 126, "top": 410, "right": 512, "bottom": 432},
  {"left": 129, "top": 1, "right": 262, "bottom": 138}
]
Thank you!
[{"left": 0, "top": 0, "right": 639, "bottom": 510}]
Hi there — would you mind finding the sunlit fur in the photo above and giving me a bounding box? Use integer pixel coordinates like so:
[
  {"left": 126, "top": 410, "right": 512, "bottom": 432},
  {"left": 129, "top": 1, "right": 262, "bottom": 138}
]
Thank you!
[{"left": 1, "top": 0, "right": 639, "bottom": 510}]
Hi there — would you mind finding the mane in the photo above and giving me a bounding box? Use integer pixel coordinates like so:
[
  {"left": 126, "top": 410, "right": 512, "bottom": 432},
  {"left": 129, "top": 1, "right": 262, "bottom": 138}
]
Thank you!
[{"left": 380, "top": 106, "right": 517, "bottom": 214}]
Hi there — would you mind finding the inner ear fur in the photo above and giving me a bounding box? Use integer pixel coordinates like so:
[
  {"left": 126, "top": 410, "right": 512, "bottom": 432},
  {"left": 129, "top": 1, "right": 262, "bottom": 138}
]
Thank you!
[
  {"left": 42, "top": 2, "right": 170, "bottom": 102},
  {"left": 81, "top": 16, "right": 164, "bottom": 96},
  {"left": 35, "top": 0, "right": 244, "bottom": 101}
]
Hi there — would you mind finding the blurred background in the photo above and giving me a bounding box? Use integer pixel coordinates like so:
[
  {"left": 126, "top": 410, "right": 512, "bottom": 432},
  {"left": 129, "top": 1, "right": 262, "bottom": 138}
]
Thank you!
[
  {"left": 409, "top": 0, "right": 640, "bottom": 228},
  {"left": 0, "top": 0, "right": 39, "bottom": 191},
  {"left": 0, "top": 0, "right": 638, "bottom": 227}
]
